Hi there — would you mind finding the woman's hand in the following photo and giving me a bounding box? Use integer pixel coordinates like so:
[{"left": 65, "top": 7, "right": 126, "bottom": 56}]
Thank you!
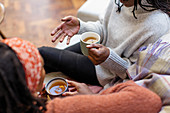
[
  {"left": 62, "top": 80, "right": 93, "bottom": 96},
  {"left": 51, "top": 16, "right": 80, "bottom": 44},
  {"left": 86, "top": 44, "right": 110, "bottom": 65}
]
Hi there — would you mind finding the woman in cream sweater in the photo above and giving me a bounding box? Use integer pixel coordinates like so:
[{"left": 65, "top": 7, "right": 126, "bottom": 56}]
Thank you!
[{"left": 39, "top": 0, "right": 170, "bottom": 87}]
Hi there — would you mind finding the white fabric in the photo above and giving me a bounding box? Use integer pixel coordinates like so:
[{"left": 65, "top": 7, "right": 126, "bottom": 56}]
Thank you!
[
  {"left": 55, "top": 35, "right": 80, "bottom": 49},
  {"left": 77, "top": 0, "right": 110, "bottom": 22}
]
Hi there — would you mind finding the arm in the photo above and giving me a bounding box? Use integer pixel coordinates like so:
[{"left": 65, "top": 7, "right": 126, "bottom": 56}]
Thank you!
[
  {"left": 87, "top": 44, "right": 130, "bottom": 80},
  {"left": 78, "top": 19, "right": 104, "bottom": 41},
  {"left": 45, "top": 81, "right": 161, "bottom": 113},
  {"left": 100, "top": 48, "right": 130, "bottom": 79}
]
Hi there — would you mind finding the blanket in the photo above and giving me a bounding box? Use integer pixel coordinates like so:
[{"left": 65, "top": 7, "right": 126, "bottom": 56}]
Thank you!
[{"left": 127, "top": 32, "right": 170, "bottom": 113}]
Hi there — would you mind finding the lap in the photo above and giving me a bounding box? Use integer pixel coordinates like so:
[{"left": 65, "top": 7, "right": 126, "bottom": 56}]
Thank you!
[{"left": 38, "top": 43, "right": 100, "bottom": 86}]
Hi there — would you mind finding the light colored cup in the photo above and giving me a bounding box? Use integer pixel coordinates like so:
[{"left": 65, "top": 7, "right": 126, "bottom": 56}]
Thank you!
[{"left": 80, "top": 32, "right": 100, "bottom": 56}]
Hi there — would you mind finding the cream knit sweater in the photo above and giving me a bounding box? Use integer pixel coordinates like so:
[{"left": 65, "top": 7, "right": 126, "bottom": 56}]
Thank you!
[{"left": 78, "top": 0, "right": 170, "bottom": 86}]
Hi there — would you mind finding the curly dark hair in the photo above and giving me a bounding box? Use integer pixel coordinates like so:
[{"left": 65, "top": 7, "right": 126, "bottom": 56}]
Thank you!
[
  {"left": 116, "top": 0, "right": 170, "bottom": 18},
  {"left": 0, "top": 43, "right": 46, "bottom": 113}
]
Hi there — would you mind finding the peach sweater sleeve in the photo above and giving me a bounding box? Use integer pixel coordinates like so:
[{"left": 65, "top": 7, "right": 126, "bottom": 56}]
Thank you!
[{"left": 45, "top": 81, "right": 161, "bottom": 113}]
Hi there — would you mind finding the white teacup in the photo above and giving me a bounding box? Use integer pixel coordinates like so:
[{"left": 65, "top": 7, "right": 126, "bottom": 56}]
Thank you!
[{"left": 80, "top": 32, "right": 100, "bottom": 56}]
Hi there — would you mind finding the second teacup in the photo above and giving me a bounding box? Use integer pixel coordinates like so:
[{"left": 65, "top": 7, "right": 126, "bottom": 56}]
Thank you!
[{"left": 45, "top": 77, "right": 68, "bottom": 97}]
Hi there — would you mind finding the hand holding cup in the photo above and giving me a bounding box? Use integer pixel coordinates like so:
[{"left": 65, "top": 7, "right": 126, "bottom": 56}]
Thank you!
[
  {"left": 87, "top": 44, "right": 110, "bottom": 65},
  {"left": 80, "top": 32, "right": 100, "bottom": 56}
]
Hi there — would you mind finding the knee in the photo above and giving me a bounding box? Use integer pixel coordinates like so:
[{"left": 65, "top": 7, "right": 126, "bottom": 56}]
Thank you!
[
  {"left": 38, "top": 46, "right": 49, "bottom": 55},
  {"left": 38, "top": 46, "right": 61, "bottom": 59}
]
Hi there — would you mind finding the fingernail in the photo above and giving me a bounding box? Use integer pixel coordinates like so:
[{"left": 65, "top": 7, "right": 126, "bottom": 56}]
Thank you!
[{"left": 52, "top": 40, "right": 55, "bottom": 42}]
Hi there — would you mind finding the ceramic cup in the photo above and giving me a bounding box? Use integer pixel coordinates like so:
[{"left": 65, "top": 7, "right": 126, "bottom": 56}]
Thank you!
[
  {"left": 80, "top": 32, "right": 100, "bottom": 56},
  {"left": 45, "top": 77, "right": 68, "bottom": 97}
]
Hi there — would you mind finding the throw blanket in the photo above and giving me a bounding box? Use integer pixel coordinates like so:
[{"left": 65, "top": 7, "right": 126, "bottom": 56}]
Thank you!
[{"left": 127, "top": 32, "right": 170, "bottom": 113}]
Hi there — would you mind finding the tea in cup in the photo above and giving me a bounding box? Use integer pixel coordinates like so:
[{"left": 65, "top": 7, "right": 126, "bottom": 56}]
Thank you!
[
  {"left": 45, "top": 77, "right": 68, "bottom": 97},
  {"left": 80, "top": 32, "right": 100, "bottom": 56}
]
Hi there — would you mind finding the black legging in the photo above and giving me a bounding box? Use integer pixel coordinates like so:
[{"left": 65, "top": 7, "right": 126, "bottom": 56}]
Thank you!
[{"left": 38, "top": 43, "right": 101, "bottom": 86}]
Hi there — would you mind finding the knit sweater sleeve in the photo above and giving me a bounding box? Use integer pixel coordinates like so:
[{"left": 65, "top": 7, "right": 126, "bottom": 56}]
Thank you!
[
  {"left": 78, "top": 19, "right": 105, "bottom": 43},
  {"left": 45, "top": 81, "right": 161, "bottom": 113},
  {"left": 100, "top": 48, "right": 130, "bottom": 79}
]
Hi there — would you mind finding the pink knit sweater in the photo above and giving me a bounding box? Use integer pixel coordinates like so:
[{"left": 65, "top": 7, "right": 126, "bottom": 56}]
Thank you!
[{"left": 45, "top": 81, "right": 161, "bottom": 113}]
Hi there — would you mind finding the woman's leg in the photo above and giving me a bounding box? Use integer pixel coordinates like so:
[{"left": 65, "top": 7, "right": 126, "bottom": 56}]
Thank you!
[
  {"left": 65, "top": 42, "right": 82, "bottom": 54},
  {"left": 38, "top": 43, "right": 100, "bottom": 85}
]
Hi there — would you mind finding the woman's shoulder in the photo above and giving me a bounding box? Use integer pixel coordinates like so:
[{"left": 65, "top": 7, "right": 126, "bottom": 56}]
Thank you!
[
  {"left": 145, "top": 10, "right": 169, "bottom": 28},
  {"left": 141, "top": 10, "right": 170, "bottom": 35}
]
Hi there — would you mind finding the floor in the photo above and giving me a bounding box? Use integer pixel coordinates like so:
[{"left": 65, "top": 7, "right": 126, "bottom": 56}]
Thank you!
[{"left": 0, "top": 0, "right": 86, "bottom": 47}]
